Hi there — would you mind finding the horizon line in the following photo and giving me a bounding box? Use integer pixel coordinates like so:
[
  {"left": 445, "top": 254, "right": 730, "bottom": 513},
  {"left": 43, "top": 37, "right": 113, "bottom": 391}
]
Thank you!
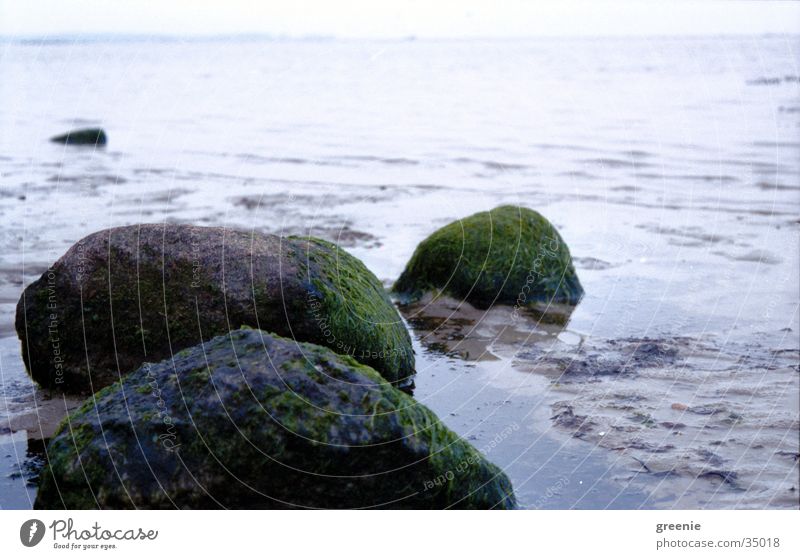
[{"left": 2, "top": 31, "right": 798, "bottom": 43}]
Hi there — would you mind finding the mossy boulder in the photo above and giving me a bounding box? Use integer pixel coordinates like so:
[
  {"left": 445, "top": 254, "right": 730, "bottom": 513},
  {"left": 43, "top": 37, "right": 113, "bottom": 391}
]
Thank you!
[
  {"left": 393, "top": 205, "right": 583, "bottom": 308},
  {"left": 50, "top": 128, "right": 107, "bottom": 146},
  {"left": 35, "top": 329, "right": 515, "bottom": 509},
  {"left": 16, "top": 224, "right": 413, "bottom": 393}
]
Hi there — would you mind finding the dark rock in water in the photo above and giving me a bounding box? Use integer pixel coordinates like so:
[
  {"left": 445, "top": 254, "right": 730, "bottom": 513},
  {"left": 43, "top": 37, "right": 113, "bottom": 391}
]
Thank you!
[
  {"left": 393, "top": 205, "right": 583, "bottom": 309},
  {"left": 35, "top": 329, "right": 515, "bottom": 509},
  {"left": 50, "top": 128, "right": 107, "bottom": 146},
  {"left": 16, "top": 225, "right": 414, "bottom": 394}
]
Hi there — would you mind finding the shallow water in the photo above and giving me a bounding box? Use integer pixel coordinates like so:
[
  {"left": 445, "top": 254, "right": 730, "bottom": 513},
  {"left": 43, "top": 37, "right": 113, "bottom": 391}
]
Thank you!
[{"left": 0, "top": 35, "right": 798, "bottom": 509}]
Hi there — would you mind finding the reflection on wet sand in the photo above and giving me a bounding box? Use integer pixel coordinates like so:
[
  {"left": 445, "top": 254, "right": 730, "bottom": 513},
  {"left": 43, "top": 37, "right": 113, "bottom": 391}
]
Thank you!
[{"left": 399, "top": 294, "right": 574, "bottom": 362}]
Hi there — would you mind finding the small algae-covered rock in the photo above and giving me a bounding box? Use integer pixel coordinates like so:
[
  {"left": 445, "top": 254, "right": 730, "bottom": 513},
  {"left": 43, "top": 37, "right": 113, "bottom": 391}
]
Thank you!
[
  {"left": 35, "top": 329, "right": 515, "bottom": 509},
  {"left": 16, "top": 225, "right": 413, "bottom": 393},
  {"left": 393, "top": 205, "right": 583, "bottom": 309},
  {"left": 50, "top": 128, "right": 107, "bottom": 146}
]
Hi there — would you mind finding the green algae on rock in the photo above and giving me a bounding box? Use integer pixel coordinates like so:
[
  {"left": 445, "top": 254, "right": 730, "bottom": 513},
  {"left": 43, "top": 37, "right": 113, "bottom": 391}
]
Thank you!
[
  {"left": 50, "top": 128, "right": 107, "bottom": 146},
  {"left": 16, "top": 225, "right": 413, "bottom": 394},
  {"left": 35, "top": 329, "right": 515, "bottom": 509},
  {"left": 393, "top": 205, "right": 583, "bottom": 309}
]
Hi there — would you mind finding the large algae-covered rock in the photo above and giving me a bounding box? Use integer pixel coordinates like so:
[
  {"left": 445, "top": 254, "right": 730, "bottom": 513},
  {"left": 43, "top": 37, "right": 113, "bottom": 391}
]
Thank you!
[
  {"left": 16, "top": 225, "right": 413, "bottom": 393},
  {"left": 35, "top": 329, "right": 515, "bottom": 509},
  {"left": 393, "top": 205, "right": 583, "bottom": 309},
  {"left": 50, "top": 128, "right": 107, "bottom": 146}
]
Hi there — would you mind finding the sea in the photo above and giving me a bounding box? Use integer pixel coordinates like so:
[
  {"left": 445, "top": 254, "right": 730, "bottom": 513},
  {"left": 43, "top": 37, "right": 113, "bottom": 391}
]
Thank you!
[{"left": 0, "top": 35, "right": 798, "bottom": 509}]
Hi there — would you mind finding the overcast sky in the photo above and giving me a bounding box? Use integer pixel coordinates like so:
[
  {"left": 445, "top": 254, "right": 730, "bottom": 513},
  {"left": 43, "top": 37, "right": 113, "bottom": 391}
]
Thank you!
[{"left": 1, "top": 0, "right": 798, "bottom": 38}]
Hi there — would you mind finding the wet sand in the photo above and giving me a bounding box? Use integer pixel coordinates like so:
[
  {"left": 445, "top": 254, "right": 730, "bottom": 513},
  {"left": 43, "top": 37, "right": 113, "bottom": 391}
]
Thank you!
[{"left": 402, "top": 295, "right": 799, "bottom": 508}]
